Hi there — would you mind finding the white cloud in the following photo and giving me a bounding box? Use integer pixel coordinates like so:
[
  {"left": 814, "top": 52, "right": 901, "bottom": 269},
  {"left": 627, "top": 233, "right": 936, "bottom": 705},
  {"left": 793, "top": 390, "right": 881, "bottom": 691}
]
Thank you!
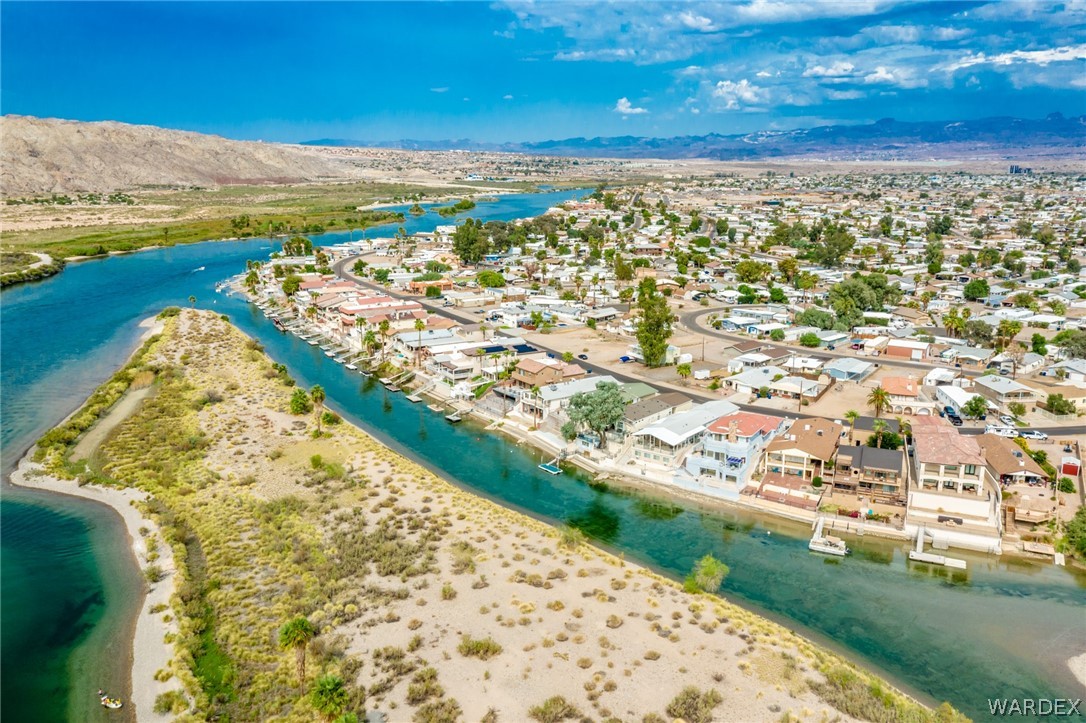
[
  {"left": 862, "top": 65, "right": 927, "bottom": 88},
  {"left": 430, "top": 87, "right": 449, "bottom": 93},
  {"left": 503, "top": 94, "right": 514, "bottom": 100},
  {"left": 943, "top": 44, "right": 1086, "bottom": 72},
  {"left": 614, "top": 97, "right": 649, "bottom": 114},
  {"left": 678, "top": 10, "right": 716, "bottom": 32},
  {"left": 803, "top": 61, "right": 856, "bottom": 78},
  {"left": 826, "top": 89, "right": 866, "bottom": 100},
  {"left": 711, "top": 79, "right": 768, "bottom": 110}
]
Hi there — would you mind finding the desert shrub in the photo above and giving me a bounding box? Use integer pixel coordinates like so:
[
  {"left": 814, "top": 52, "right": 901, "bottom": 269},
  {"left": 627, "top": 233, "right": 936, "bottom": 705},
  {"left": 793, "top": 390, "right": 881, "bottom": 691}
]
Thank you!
[
  {"left": 665, "top": 687, "right": 723, "bottom": 723},
  {"left": 458, "top": 635, "right": 502, "bottom": 660},
  {"left": 413, "top": 698, "right": 462, "bottom": 723},
  {"left": 406, "top": 667, "right": 444, "bottom": 705},
  {"left": 441, "top": 582, "right": 457, "bottom": 600},
  {"left": 450, "top": 540, "right": 479, "bottom": 574},
  {"left": 153, "top": 690, "right": 188, "bottom": 714},
  {"left": 558, "top": 526, "right": 585, "bottom": 550},
  {"left": 528, "top": 696, "right": 580, "bottom": 723},
  {"left": 145, "top": 564, "right": 166, "bottom": 583}
]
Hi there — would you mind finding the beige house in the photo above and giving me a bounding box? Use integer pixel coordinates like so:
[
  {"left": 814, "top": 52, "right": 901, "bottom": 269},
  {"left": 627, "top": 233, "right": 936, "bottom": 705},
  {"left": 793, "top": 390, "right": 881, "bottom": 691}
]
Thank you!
[
  {"left": 906, "top": 426, "right": 1003, "bottom": 553},
  {"left": 762, "top": 417, "right": 842, "bottom": 483}
]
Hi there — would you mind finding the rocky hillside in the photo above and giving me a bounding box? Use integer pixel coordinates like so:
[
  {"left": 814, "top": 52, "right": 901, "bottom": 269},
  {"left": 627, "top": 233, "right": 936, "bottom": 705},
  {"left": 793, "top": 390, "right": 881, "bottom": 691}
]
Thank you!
[{"left": 1, "top": 116, "right": 361, "bottom": 196}]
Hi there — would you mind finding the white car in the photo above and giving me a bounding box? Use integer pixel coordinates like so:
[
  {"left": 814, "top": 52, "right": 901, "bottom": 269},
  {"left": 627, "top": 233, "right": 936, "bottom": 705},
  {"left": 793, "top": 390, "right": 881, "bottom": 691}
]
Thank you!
[
  {"left": 1018, "top": 430, "right": 1049, "bottom": 441},
  {"left": 999, "top": 415, "right": 1016, "bottom": 427}
]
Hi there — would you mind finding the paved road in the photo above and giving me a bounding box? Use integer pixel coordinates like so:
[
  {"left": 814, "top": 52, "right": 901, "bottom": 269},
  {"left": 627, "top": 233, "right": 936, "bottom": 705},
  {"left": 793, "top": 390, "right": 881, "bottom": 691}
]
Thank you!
[{"left": 331, "top": 255, "right": 1086, "bottom": 435}]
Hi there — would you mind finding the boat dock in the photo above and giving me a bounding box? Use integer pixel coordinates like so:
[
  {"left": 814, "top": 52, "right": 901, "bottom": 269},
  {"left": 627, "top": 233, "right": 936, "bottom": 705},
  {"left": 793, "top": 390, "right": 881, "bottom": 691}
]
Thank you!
[{"left": 908, "top": 527, "right": 967, "bottom": 569}]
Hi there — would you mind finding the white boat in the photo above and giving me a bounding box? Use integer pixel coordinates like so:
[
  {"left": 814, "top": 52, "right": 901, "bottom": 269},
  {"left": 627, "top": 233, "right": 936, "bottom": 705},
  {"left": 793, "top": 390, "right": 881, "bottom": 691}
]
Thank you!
[
  {"left": 809, "top": 517, "right": 850, "bottom": 557},
  {"left": 345, "top": 364, "right": 358, "bottom": 370}
]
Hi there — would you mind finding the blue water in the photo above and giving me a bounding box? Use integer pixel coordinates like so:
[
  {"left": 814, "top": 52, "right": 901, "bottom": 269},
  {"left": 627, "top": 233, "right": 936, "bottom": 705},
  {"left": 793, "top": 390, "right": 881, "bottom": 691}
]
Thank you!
[{"left": 2, "top": 189, "right": 1083, "bottom": 720}]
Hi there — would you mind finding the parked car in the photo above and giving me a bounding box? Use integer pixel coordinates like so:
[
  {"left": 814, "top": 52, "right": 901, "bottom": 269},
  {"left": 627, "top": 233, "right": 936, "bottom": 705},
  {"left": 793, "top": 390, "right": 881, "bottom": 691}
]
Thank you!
[
  {"left": 948, "top": 415, "right": 963, "bottom": 427},
  {"left": 943, "top": 405, "right": 957, "bottom": 417},
  {"left": 618, "top": 355, "right": 634, "bottom": 363},
  {"left": 1019, "top": 430, "right": 1049, "bottom": 441},
  {"left": 577, "top": 353, "right": 589, "bottom": 361},
  {"left": 999, "top": 415, "right": 1016, "bottom": 427}
]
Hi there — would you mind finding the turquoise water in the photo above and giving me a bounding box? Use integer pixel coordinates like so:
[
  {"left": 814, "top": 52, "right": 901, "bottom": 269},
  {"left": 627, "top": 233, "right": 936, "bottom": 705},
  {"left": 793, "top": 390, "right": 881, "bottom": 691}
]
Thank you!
[{"left": 2, "top": 189, "right": 1083, "bottom": 720}]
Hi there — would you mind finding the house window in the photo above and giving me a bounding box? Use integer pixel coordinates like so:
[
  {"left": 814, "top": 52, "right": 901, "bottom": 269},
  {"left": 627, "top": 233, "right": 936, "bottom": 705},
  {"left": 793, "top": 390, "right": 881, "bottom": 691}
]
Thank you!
[
  {"left": 943, "top": 480, "right": 957, "bottom": 490},
  {"left": 944, "top": 465, "right": 959, "bottom": 473},
  {"left": 964, "top": 464, "right": 976, "bottom": 476}
]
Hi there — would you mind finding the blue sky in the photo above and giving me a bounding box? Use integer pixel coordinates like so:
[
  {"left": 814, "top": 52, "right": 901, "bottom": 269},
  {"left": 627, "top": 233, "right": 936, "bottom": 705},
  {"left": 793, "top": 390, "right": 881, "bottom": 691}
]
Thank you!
[{"left": 2, "top": 1, "right": 1084, "bottom": 143}]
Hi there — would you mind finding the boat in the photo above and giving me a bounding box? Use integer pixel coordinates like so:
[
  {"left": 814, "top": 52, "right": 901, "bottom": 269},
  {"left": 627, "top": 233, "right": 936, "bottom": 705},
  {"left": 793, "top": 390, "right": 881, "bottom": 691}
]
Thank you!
[
  {"left": 809, "top": 517, "right": 850, "bottom": 557},
  {"left": 538, "top": 455, "right": 562, "bottom": 475},
  {"left": 98, "top": 690, "right": 123, "bottom": 710},
  {"left": 272, "top": 318, "right": 287, "bottom": 332}
]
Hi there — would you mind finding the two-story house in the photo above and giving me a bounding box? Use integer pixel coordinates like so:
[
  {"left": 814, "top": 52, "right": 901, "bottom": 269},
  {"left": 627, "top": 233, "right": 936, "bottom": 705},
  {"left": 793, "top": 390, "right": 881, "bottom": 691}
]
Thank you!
[
  {"left": 510, "top": 357, "right": 586, "bottom": 390},
  {"left": 906, "top": 427, "right": 1003, "bottom": 553},
  {"left": 762, "top": 417, "right": 843, "bottom": 484},
  {"left": 684, "top": 411, "right": 789, "bottom": 493},
  {"left": 832, "top": 445, "right": 908, "bottom": 503}
]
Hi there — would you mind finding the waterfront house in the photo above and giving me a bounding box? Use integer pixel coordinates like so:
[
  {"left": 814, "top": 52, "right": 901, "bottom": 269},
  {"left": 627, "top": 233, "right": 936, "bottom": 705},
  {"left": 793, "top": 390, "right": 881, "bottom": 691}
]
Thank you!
[
  {"left": 618, "top": 392, "right": 693, "bottom": 436},
  {"left": 684, "top": 411, "right": 788, "bottom": 492},
  {"left": 832, "top": 445, "right": 908, "bottom": 503},
  {"left": 510, "top": 357, "right": 586, "bottom": 390},
  {"left": 762, "top": 417, "right": 843, "bottom": 484},
  {"left": 906, "top": 427, "right": 1003, "bottom": 553},
  {"left": 629, "top": 400, "right": 739, "bottom": 470},
  {"left": 516, "top": 375, "right": 620, "bottom": 424}
]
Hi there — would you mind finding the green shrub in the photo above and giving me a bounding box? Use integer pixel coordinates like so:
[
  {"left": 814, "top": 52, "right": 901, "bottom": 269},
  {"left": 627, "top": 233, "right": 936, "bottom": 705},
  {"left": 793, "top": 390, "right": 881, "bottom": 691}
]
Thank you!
[
  {"left": 457, "top": 635, "right": 502, "bottom": 660},
  {"left": 406, "top": 667, "right": 443, "bottom": 705},
  {"left": 153, "top": 690, "right": 188, "bottom": 714},
  {"left": 665, "top": 687, "right": 723, "bottom": 723},
  {"left": 1058, "top": 477, "right": 1075, "bottom": 494},
  {"left": 413, "top": 698, "right": 462, "bottom": 723},
  {"left": 290, "top": 388, "right": 312, "bottom": 414},
  {"left": 528, "top": 696, "right": 580, "bottom": 723}
]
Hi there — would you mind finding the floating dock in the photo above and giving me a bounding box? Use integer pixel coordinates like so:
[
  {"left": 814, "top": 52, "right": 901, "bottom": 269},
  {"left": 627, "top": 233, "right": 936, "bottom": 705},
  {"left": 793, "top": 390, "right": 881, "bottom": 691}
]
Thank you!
[{"left": 908, "top": 527, "right": 967, "bottom": 569}]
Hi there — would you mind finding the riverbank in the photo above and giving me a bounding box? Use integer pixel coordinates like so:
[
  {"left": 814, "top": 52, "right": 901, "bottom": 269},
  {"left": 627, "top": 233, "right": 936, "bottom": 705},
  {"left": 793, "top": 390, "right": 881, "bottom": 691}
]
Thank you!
[
  {"left": 28, "top": 308, "right": 962, "bottom": 721},
  {"left": 9, "top": 454, "right": 179, "bottom": 722}
]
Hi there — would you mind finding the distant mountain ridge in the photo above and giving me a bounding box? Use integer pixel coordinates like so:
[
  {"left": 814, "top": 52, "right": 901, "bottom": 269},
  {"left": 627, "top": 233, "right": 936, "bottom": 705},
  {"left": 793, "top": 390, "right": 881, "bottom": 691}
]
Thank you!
[
  {"left": 1, "top": 115, "right": 361, "bottom": 196},
  {"left": 303, "top": 113, "right": 1086, "bottom": 160}
]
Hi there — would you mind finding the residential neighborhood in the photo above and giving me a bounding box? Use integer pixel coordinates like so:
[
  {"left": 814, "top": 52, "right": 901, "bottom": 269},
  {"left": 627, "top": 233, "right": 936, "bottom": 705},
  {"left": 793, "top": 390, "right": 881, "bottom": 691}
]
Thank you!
[{"left": 242, "top": 170, "right": 1085, "bottom": 559}]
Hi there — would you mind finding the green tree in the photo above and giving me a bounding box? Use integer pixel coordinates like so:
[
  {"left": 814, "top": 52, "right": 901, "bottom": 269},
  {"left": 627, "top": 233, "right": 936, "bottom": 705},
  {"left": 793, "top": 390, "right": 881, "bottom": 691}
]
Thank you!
[
  {"left": 795, "top": 308, "right": 836, "bottom": 330},
  {"left": 867, "top": 387, "right": 890, "bottom": 418},
  {"left": 290, "top": 388, "right": 312, "bottom": 415},
  {"left": 676, "top": 363, "right": 692, "bottom": 381},
  {"left": 476, "top": 270, "right": 506, "bottom": 287},
  {"left": 561, "top": 351, "right": 574, "bottom": 363},
  {"left": 844, "top": 409, "right": 859, "bottom": 439},
  {"left": 565, "top": 381, "right": 626, "bottom": 449},
  {"left": 244, "top": 269, "right": 260, "bottom": 292},
  {"left": 282, "top": 235, "right": 313, "bottom": 256},
  {"left": 279, "top": 617, "right": 317, "bottom": 683},
  {"left": 735, "top": 260, "right": 771, "bottom": 283},
  {"left": 1031, "top": 333, "right": 1048, "bottom": 356},
  {"left": 282, "top": 274, "right": 302, "bottom": 296},
  {"left": 962, "top": 278, "right": 990, "bottom": 301},
  {"left": 310, "top": 385, "right": 326, "bottom": 435},
  {"left": 685, "top": 554, "right": 729, "bottom": 594},
  {"left": 777, "top": 257, "right": 799, "bottom": 284},
  {"left": 452, "top": 219, "right": 489, "bottom": 265},
  {"left": 769, "top": 328, "right": 785, "bottom": 342},
  {"left": 414, "top": 318, "right": 426, "bottom": 367},
  {"left": 799, "top": 332, "right": 821, "bottom": 348},
  {"left": 996, "top": 319, "right": 1023, "bottom": 351},
  {"left": 962, "top": 395, "right": 989, "bottom": 419},
  {"left": 1008, "top": 401, "right": 1027, "bottom": 418},
  {"left": 310, "top": 674, "right": 349, "bottom": 722},
  {"left": 635, "top": 279, "right": 673, "bottom": 368},
  {"left": 1046, "top": 394, "right": 1076, "bottom": 416},
  {"left": 871, "top": 419, "right": 888, "bottom": 449},
  {"left": 188, "top": 295, "right": 196, "bottom": 308}
]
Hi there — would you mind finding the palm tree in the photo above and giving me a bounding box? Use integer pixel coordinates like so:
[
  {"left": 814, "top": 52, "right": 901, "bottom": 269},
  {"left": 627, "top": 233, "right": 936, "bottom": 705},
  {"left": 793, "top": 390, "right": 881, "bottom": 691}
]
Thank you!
[
  {"left": 188, "top": 295, "right": 196, "bottom": 308},
  {"left": 844, "top": 409, "right": 859, "bottom": 442},
  {"left": 895, "top": 416, "right": 912, "bottom": 442},
  {"left": 676, "top": 363, "right": 692, "bottom": 382},
  {"left": 311, "top": 385, "right": 326, "bottom": 435},
  {"left": 362, "top": 330, "right": 377, "bottom": 362},
  {"left": 871, "top": 419, "right": 888, "bottom": 449},
  {"left": 244, "top": 270, "right": 259, "bottom": 293},
  {"left": 310, "top": 674, "right": 349, "bottom": 722},
  {"left": 943, "top": 308, "right": 963, "bottom": 338},
  {"left": 414, "top": 318, "right": 426, "bottom": 367},
  {"left": 279, "top": 617, "right": 317, "bottom": 684},
  {"left": 867, "top": 386, "right": 890, "bottom": 418},
  {"left": 378, "top": 320, "right": 391, "bottom": 365}
]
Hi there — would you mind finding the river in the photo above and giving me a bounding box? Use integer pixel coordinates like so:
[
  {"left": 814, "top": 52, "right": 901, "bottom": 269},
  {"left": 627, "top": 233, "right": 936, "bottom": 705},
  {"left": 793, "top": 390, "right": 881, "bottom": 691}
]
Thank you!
[{"left": 1, "top": 188, "right": 1083, "bottom": 721}]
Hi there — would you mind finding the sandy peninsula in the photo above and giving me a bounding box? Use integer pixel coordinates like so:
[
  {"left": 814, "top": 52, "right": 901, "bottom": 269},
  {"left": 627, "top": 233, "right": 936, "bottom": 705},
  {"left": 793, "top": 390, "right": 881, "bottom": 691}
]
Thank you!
[{"left": 26, "top": 308, "right": 959, "bottom": 722}]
